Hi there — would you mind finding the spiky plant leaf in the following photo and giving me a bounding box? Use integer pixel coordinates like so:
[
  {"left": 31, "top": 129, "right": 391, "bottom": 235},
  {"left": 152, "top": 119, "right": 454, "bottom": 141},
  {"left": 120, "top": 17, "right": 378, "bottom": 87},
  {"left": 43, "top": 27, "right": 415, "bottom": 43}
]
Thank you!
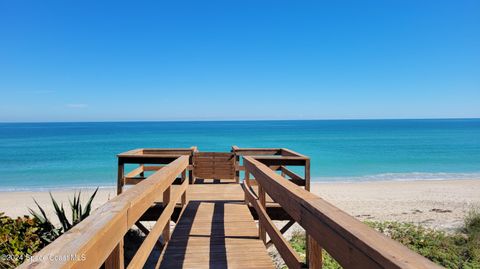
[
  {"left": 49, "top": 192, "right": 71, "bottom": 231},
  {"left": 81, "top": 187, "right": 99, "bottom": 220}
]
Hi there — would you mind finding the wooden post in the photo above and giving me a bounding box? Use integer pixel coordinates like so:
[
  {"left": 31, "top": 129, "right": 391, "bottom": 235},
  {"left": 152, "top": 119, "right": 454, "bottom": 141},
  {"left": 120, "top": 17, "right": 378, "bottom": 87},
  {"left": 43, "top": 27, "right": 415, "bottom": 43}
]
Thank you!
[
  {"left": 258, "top": 185, "right": 267, "bottom": 244},
  {"left": 308, "top": 235, "right": 322, "bottom": 269},
  {"left": 303, "top": 158, "right": 320, "bottom": 268},
  {"left": 190, "top": 146, "right": 197, "bottom": 184},
  {"left": 116, "top": 159, "right": 125, "bottom": 268},
  {"left": 162, "top": 186, "right": 171, "bottom": 244},
  {"left": 105, "top": 242, "right": 124, "bottom": 269},
  {"left": 235, "top": 154, "right": 240, "bottom": 183},
  {"left": 244, "top": 170, "right": 252, "bottom": 206},
  {"left": 232, "top": 145, "right": 240, "bottom": 183},
  {"left": 181, "top": 170, "right": 187, "bottom": 206},
  {"left": 139, "top": 164, "right": 145, "bottom": 178},
  {"left": 305, "top": 159, "right": 311, "bottom": 192},
  {"left": 117, "top": 160, "right": 124, "bottom": 195},
  {"left": 106, "top": 159, "right": 125, "bottom": 269}
]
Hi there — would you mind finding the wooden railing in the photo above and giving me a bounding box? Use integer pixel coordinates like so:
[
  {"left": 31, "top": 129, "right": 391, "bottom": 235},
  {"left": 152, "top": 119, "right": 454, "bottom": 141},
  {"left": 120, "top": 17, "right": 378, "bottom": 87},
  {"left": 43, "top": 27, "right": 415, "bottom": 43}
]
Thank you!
[
  {"left": 19, "top": 155, "right": 190, "bottom": 269},
  {"left": 232, "top": 146, "right": 311, "bottom": 189},
  {"left": 242, "top": 156, "right": 443, "bottom": 269}
]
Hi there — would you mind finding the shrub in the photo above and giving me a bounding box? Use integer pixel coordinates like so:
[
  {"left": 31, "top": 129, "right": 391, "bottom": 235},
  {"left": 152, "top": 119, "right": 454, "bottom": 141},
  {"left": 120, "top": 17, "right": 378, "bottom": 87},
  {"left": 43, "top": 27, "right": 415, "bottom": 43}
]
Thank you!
[
  {"left": 463, "top": 208, "right": 480, "bottom": 266},
  {"left": 288, "top": 219, "right": 480, "bottom": 269},
  {"left": 366, "top": 221, "right": 472, "bottom": 269},
  {"left": 0, "top": 188, "right": 100, "bottom": 269},
  {"left": 0, "top": 213, "right": 43, "bottom": 268},
  {"left": 288, "top": 230, "right": 341, "bottom": 269}
]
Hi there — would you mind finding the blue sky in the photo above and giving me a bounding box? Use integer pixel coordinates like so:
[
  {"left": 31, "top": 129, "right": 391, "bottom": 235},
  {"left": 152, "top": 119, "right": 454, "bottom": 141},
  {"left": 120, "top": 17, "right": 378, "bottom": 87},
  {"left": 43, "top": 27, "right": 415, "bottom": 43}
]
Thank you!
[{"left": 0, "top": 1, "right": 479, "bottom": 122}]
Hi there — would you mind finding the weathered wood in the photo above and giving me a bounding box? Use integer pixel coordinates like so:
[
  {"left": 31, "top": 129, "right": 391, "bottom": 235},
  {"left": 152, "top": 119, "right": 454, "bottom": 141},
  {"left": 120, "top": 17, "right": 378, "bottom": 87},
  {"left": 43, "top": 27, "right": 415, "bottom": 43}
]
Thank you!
[
  {"left": 105, "top": 242, "right": 124, "bottom": 269},
  {"left": 281, "top": 166, "right": 303, "bottom": 182},
  {"left": 117, "top": 161, "right": 124, "bottom": 194},
  {"left": 126, "top": 165, "right": 144, "bottom": 178},
  {"left": 233, "top": 148, "right": 282, "bottom": 156},
  {"left": 305, "top": 159, "right": 311, "bottom": 191},
  {"left": 162, "top": 186, "right": 171, "bottom": 245},
  {"left": 242, "top": 183, "right": 302, "bottom": 269},
  {"left": 253, "top": 156, "right": 307, "bottom": 166},
  {"left": 127, "top": 177, "right": 188, "bottom": 269},
  {"left": 281, "top": 148, "right": 309, "bottom": 158},
  {"left": 258, "top": 185, "right": 267, "bottom": 243},
  {"left": 193, "top": 152, "right": 235, "bottom": 180},
  {"left": 158, "top": 197, "right": 274, "bottom": 269},
  {"left": 124, "top": 177, "right": 145, "bottom": 185},
  {"left": 18, "top": 156, "right": 189, "bottom": 269},
  {"left": 308, "top": 235, "right": 323, "bottom": 269},
  {"left": 20, "top": 147, "right": 442, "bottom": 269},
  {"left": 135, "top": 221, "right": 163, "bottom": 249},
  {"left": 143, "top": 165, "right": 164, "bottom": 171},
  {"left": 266, "top": 219, "right": 296, "bottom": 248},
  {"left": 243, "top": 156, "right": 442, "bottom": 269},
  {"left": 181, "top": 170, "right": 187, "bottom": 206}
]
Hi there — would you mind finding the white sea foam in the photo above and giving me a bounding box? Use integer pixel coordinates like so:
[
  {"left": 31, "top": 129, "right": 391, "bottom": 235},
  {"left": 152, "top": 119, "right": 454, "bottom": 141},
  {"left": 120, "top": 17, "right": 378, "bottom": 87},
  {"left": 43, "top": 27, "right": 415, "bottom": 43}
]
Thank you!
[
  {"left": 0, "top": 185, "right": 115, "bottom": 192},
  {"left": 313, "top": 172, "right": 480, "bottom": 183}
]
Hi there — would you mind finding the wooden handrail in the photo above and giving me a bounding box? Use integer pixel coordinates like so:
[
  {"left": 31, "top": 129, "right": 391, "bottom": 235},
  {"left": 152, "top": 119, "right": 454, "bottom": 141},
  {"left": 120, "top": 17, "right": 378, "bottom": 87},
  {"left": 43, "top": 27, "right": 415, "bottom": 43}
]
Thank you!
[
  {"left": 280, "top": 166, "right": 306, "bottom": 186},
  {"left": 19, "top": 155, "right": 189, "bottom": 269},
  {"left": 242, "top": 182, "right": 303, "bottom": 269},
  {"left": 127, "top": 171, "right": 188, "bottom": 268},
  {"left": 243, "top": 156, "right": 442, "bottom": 269}
]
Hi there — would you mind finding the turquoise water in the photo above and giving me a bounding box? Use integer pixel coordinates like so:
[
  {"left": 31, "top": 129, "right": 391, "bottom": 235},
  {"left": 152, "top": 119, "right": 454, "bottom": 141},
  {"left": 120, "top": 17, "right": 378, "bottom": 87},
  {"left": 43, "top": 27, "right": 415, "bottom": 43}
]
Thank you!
[{"left": 0, "top": 119, "right": 479, "bottom": 190}]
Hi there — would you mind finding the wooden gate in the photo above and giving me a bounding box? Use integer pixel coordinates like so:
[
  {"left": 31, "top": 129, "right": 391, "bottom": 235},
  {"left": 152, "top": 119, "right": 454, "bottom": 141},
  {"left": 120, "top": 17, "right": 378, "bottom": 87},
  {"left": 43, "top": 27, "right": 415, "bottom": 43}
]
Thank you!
[{"left": 193, "top": 152, "right": 235, "bottom": 179}]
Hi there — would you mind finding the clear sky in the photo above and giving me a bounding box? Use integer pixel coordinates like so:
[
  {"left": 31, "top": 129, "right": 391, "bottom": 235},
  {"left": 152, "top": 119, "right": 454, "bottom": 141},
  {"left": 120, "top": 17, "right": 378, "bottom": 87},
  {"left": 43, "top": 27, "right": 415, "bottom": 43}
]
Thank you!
[{"left": 0, "top": 1, "right": 479, "bottom": 122}]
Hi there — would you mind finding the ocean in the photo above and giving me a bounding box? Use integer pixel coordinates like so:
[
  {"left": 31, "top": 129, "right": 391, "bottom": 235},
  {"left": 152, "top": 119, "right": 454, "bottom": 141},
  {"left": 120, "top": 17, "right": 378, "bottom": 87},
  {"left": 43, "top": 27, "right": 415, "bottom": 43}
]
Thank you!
[{"left": 0, "top": 119, "right": 479, "bottom": 190}]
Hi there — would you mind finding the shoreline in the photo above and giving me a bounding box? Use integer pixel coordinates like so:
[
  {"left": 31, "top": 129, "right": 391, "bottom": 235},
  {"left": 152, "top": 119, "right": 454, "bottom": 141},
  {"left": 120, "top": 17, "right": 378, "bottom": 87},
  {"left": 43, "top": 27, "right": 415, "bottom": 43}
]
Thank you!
[
  {"left": 0, "top": 179, "right": 478, "bottom": 231},
  {"left": 1, "top": 174, "right": 480, "bottom": 192}
]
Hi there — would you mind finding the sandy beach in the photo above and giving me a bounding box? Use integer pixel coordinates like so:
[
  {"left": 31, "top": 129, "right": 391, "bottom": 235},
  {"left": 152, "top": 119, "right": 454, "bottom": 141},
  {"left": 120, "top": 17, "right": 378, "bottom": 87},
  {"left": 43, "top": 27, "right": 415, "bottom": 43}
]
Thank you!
[{"left": 1, "top": 179, "right": 479, "bottom": 232}]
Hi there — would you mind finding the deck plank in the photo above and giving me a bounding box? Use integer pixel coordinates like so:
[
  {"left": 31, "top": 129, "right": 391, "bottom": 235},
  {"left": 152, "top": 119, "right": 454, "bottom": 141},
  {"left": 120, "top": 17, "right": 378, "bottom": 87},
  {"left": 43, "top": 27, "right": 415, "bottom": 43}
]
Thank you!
[{"left": 157, "top": 183, "right": 274, "bottom": 269}]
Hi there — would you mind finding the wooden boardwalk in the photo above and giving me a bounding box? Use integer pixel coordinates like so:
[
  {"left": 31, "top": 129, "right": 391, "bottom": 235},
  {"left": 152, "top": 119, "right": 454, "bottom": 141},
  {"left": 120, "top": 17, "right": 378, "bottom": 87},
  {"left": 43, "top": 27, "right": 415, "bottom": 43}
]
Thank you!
[
  {"left": 157, "top": 181, "right": 273, "bottom": 268},
  {"left": 19, "top": 147, "right": 442, "bottom": 269}
]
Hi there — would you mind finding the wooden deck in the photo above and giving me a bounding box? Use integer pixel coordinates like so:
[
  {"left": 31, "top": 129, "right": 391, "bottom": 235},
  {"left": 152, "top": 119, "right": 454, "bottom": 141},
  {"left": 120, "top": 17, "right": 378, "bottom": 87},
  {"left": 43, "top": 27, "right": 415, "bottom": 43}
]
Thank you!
[
  {"left": 19, "top": 147, "right": 443, "bottom": 269},
  {"left": 157, "top": 182, "right": 273, "bottom": 268}
]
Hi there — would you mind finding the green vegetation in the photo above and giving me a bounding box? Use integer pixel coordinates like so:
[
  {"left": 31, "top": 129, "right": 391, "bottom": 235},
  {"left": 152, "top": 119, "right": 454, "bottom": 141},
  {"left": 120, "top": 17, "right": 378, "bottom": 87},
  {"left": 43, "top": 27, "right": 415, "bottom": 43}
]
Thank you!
[
  {"left": 289, "top": 230, "right": 341, "bottom": 269},
  {"left": 0, "top": 188, "right": 99, "bottom": 268},
  {"left": 0, "top": 213, "right": 43, "bottom": 268},
  {"left": 288, "top": 209, "right": 480, "bottom": 269},
  {"left": 29, "top": 188, "right": 99, "bottom": 238}
]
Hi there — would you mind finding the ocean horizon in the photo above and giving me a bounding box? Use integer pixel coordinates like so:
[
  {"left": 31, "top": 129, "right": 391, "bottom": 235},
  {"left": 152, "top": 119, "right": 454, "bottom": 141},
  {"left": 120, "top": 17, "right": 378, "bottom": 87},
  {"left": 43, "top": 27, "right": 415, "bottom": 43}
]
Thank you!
[{"left": 1, "top": 118, "right": 479, "bottom": 191}]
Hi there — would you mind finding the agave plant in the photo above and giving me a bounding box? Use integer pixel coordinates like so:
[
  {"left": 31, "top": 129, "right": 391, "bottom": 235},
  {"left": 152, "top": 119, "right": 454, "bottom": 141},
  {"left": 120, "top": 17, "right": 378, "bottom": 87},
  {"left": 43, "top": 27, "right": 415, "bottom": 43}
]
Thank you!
[
  {"left": 28, "top": 199, "right": 62, "bottom": 244},
  {"left": 29, "top": 187, "right": 99, "bottom": 243}
]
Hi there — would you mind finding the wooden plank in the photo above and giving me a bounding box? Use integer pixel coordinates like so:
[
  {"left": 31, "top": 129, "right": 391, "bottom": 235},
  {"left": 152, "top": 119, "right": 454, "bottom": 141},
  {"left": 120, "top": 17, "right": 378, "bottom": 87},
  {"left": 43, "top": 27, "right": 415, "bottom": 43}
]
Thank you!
[
  {"left": 124, "top": 177, "right": 145, "bottom": 185},
  {"left": 233, "top": 148, "right": 282, "bottom": 156},
  {"left": 308, "top": 235, "right": 323, "bottom": 269},
  {"left": 124, "top": 156, "right": 189, "bottom": 228},
  {"left": 157, "top": 193, "right": 274, "bottom": 269},
  {"left": 143, "top": 165, "right": 164, "bottom": 171},
  {"left": 162, "top": 186, "right": 171, "bottom": 244},
  {"left": 252, "top": 156, "right": 307, "bottom": 166},
  {"left": 266, "top": 220, "right": 295, "bottom": 247},
  {"left": 126, "top": 166, "right": 144, "bottom": 178},
  {"left": 127, "top": 178, "right": 188, "bottom": 269},
  {"left": 117, "top": 161, "right": 124, "bottom": 194},
  {"left": 193, "top": 164, "right": 234, "bottom": 170},
  {"left": 242, "top": 183, "right": 302, "bottom": 269},
  {"left": 281, "top": 166, "right": 303, "bottom": 181},
  {"left": 105, "top": 242, "right": 124, "bottom": 269},
  {"left": 194, "top": 152, "right": 234, "bottom": 157},
  {"left": 281, "top": 148, "right": 309, "bottom": 158}
]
